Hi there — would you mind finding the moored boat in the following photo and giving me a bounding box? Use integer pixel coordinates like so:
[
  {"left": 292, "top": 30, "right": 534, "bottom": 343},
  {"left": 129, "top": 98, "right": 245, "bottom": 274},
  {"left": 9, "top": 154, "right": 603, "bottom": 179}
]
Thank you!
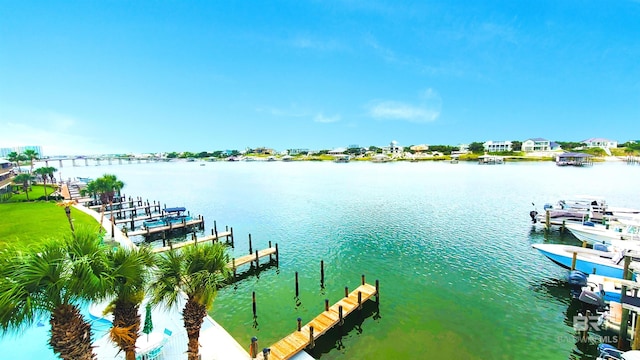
[
  {"left": 531, "top": 243, "right": 635, "bottom": 279},
  {"left": 565, "top": 222, "right": 640, "bottom": 246}
]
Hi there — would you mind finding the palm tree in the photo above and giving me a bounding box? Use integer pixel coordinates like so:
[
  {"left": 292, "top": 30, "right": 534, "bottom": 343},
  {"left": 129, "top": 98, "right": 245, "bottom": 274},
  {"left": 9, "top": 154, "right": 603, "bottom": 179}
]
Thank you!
[
  {"left": 23, "top": 149, "right": 39, "bottom": 173},
  {"left": 0, "top": 227, "right": 111, "bottom": 360},
  {"left": 6, "top": 151, "right": 22, "bottom": 172},
  {"left": 81, "top": 174, "right": 125, "bottom": 231},
  {"left": 150, "top": 243, "right": 232, "bottom": 360},
  {"left": 34, "top": 166, "right": 57, "bottom": 201},
  {"left": 13, "top": 173, "right": 34, "bottom": 200},
  {"left": 103, "top": 246, "right": 156, "bottom": 360}
]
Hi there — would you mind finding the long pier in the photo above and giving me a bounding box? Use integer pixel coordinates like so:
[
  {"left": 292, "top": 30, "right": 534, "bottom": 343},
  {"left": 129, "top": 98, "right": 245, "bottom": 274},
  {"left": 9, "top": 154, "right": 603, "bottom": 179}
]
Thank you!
[
  {"left": 151, "top": 230, "right": 234, "bottom": 253},
  {"left": 254, "top": 278, "right": 379, "bottom": 360}
]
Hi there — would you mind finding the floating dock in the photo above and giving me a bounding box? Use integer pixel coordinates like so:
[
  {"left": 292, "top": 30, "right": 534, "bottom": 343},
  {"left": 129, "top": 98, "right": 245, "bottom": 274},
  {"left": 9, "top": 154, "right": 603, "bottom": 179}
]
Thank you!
[{"left": 254, "top": 278, "right": 379, "bottom": 360}]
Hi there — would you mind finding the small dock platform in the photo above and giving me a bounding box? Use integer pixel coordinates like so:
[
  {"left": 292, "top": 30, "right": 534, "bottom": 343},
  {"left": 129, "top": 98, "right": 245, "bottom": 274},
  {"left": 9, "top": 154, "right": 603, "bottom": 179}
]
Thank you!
[{"left": 255, "top": 279, "right": 379, "bottom": 360}]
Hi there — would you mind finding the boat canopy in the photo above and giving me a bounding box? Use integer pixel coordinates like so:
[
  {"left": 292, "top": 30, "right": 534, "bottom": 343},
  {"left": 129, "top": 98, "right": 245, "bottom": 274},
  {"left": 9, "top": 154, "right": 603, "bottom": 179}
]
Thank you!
[{"left": 165, "top": 207, "right": 186, "bottom": 213}]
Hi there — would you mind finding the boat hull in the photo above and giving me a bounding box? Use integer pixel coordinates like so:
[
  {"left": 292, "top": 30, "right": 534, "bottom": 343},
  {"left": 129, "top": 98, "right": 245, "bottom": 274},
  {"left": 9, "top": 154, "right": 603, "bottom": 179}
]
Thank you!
[{"left": 532, "top": 244, "right": 624, "bottom": 278}]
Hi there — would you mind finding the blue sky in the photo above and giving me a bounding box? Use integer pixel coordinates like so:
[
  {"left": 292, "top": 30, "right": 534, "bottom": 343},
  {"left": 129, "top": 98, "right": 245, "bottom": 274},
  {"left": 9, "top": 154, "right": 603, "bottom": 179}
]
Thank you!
[{"left": 1, "top": 0, "right": 639, "bottom": 156}]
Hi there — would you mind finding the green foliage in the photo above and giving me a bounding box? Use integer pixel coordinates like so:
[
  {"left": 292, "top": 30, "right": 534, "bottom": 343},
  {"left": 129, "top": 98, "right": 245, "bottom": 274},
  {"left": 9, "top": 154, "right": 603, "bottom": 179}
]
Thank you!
[
  {"left": 511, "top": 141, "right": 522, "bottom": 151},
  {"left": 468, "top": 142, "right": 485, "bottom": 154},
  {"left": 429, "top": 145, "right": 459, "bottom": 155},
  {"left": 556, "top": 141, "right": 586, "bottom": 151}
]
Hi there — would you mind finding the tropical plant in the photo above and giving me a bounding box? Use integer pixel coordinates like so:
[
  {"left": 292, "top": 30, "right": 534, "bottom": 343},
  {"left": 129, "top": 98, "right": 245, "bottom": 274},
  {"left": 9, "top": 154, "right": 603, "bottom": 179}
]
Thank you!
[
  {"left": 34, "top": 166, "right": 57, "bottom": 201},
  {"left": 6, "top": 151, "right": 27, "bottom": 172},
  {"left": 150, "top": 243, "right": 232, "bottom": 360},
  {"left": 23, "top": 149, "right": 39, "bottom": 173},
  {"left": 103, "top": 246, "right": 156, "bottom": 360},
  {"left": 13, "top": 173, "right": 34, "bottom": 201},
  {"left": 0, "top": 227, "right": 111, "bottom": 360},
  {"left": 81, "top": 174, "right": 125, "bottom": 228}
]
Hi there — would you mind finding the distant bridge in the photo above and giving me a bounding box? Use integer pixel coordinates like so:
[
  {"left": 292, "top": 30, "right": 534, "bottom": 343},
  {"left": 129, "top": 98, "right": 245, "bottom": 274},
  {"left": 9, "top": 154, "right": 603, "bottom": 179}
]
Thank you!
[{"left": 42, "top": 156, "right": 171, "bottom": 167}]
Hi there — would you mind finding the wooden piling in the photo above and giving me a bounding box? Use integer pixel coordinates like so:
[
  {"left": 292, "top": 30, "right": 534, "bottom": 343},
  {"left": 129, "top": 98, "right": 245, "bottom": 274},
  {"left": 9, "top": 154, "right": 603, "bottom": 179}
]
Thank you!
[
  {"left": 275, "top": 243, "right": 279, "bottom": 265},
  {"left": 249, "top": 233, "right": 253, "bottom": 254},
  {"left": 545, "top": 210, "right": 550, "bottom": 229},
  {"left": 338, "top": 305, "right": 344, "bottom": 325},
  {"left": 252, "top": 291, "right": 257, "bottom": 318},
  {"left": 345, "top": 286, "right": 349, "bottom": 298},
  {"left": 232, "top": 258, "right": 236, "bottom": 278},
  {"left": 619, "top": 256, "right": 633, "bottom": 350},
  {"left": 571, "top": 252, "right": 577, "bottom": 270},
  {"left": 269, "top": 241, "right": 273, "bottom": 261},
  {"left": 308, "top": 326, "right": 315, "bottom": 349},
  {"left": 255, "top": 250, "right": 260, "bottom": 272},
  {"left": 376, "top": 279, "right": 380, "bottom": 302},
  {"left": 358, "top": 291, "right": 362, "bottom": 310},
  {"left": 295, "top": 272, "right": 299, "bottom": 297},
  {"left": 362, "top": 274, "right": 365, "bottom": 286},
  {"left": 297, "top": 317, "right": 302, "bottom": 331},
  {"left": 250, "top": 337, "right": 258, "bottom": 359},
  {"left": 230, "top": 226, "right": 235, "bottom": 247},
  {"left": 320, "top": 260, "right": 325, "bottom": 288},
  {"left": 325, "top": 299, "right": 329, "bottom": 312}
]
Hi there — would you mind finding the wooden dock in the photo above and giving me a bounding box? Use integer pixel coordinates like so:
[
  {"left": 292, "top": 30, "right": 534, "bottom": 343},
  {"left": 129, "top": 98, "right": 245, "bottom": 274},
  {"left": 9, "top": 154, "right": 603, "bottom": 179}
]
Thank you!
[
  {"left": 151, "top": 230, "right": 233, "bottom": 252},
  {"left": 255, "top": 280, "right": 378, "bottom": 360},
  {"left": 125, "top": 216, "right": 204, "bottom": 236}
]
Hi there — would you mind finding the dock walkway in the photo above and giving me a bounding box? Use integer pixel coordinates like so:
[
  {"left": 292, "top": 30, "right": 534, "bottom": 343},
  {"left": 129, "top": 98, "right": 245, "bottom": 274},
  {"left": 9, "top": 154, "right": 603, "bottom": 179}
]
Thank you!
[
  {"left": 126, "top": 216, "right": 204, "bottom": 236},
  {"left": 256, "top": 282, "right": 378, "bottom": 360}
]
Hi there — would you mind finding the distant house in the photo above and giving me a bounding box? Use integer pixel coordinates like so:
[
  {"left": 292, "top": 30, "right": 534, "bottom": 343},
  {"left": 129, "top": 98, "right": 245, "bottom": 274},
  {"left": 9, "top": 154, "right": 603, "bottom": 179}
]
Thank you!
[
  {"left": 328, "top": 147, "right": 347, "bottom": 155},
  {"left": 483, "top": 140, "right": 512, "bottom": 152},
  {"left": 384, "top": 140, "right": 403, "bottom": 156},
  {"left": 549, "top": 141, "right": 562, "bottom": 151},
  {"left": 254, "top": 147, "right": 275, "bottom": 155},
  {"left": 410, "top": 144, "right": 429, "bottom": 153},
  {"left": 582, "top": 138, "right": 618, "bottom": 149},
  {"left": 522, "top": 138, "right": 550, "bottom": 152},
  {"left": 0, "top": 159, "right": 14, "bottom": 198},
  {"left": 288, "top": 148, "right": 310, "bottom": 155}
]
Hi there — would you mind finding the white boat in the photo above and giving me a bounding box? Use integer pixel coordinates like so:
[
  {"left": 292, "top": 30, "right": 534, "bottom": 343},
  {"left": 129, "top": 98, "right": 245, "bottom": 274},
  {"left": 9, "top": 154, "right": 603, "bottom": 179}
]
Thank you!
[
  {"left": 531, "top": 243, "right": 636, "bottom": 279},
  {"left": 565, "top": 222, "right": 640, "bottom": 246}
]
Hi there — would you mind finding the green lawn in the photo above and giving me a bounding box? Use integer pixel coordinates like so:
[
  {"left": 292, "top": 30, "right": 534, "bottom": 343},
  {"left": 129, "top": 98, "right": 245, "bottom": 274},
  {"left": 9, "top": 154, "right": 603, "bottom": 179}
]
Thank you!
[
  {"left": 0, "top": 202, "right": 101, "bottom": 248},
  {"left": 6, "top": 184, "right": 60, "bottom": 202}
]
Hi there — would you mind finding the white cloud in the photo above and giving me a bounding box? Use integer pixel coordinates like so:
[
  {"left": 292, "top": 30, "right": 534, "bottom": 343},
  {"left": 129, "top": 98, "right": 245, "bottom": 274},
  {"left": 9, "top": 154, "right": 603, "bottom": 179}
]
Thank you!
[
  {"left": 368, "top": 88, "right": 442, "bottom": 123},
  {"left": 0, "top": 110, "right": 112, "bottom": 156},
  {"left": 314, "top": 113, "right": 341, "bottom": 123}
]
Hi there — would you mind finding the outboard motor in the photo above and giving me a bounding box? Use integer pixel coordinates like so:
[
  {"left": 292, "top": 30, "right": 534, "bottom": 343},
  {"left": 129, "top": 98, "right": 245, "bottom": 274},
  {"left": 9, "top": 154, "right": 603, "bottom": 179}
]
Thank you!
[
  {"left": 530, "top": 210, "right": 539, "bottom": 224},
  {"left": 578, "top": 283, "right": 606, "bottom": 310},
  {"left": 568, "top": 270, "right": 588, "bottom": 298}
]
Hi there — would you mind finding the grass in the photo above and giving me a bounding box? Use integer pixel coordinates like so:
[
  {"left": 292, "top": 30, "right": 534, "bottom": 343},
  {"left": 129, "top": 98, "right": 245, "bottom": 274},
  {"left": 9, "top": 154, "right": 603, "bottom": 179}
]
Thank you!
[
  {"left": 0, "top": 201, "right": 101, "bottom": 249},
  {"left": 6, "top": 184, "right": 60, "bottom": 202}
]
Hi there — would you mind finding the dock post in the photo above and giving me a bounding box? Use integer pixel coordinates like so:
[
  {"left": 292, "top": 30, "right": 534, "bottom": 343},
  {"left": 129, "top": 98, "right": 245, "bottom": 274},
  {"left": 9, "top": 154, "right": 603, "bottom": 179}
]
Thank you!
[
  {"left": 619, "top": 256, "right": 633, "bottom": 350},
  {"left": 262, "top": 348, "right": 270, "bottom": 360},
  {"left": 362, "top": 274, "right": 365, "bottom": 286},
  {"left": 295, "top": 272, "right": 299, "bottom": 297},
  {"left": 249, "top": 234, "right": 253, "bottom": 254},
  {"left": 345, "top": 287, "right": 349, "bottom": 298},
  {"left": 339, "top": 305, "right": 344, "bottom": 325},
  {"left": 358, "top": 291, "right": 362, "bottom": 310},
  {"left": 193, "top": 233, "right": 198, "bottom": 246},
  {"left": 561, "top": 220, "right": 566, "bottom": 233},
  {"left": 309, "top": 326, "right": 315, "bottom": 349},
  {"left": 275, "top": 243, "right": 279, "bottom": 266},
  {"left": 325, "top": 299, "right": 329, "bottom": 312},
  {"left": 130, "top": 215, "right": 134, "bottom": 230},
  {"left": 200, "top": 215, "right": 204, "bottom": 230},
  {"left": 268, "top": 241, "right": 273, "bottom": 261},
  {"left": 545, "top": 210, "right": 550, "bottom": 229},
  {"left": 376, "top": 279, "right": 380, "bottom": 302},
  {"left": 582, "top": 241, "right": 587, "bottom": 248},
  {"left": 320, "top": 260, "right": 325, "bottom": 288},
  {"left": 252, "top": 291, "right": 257, "bottom": 318},
  {"left": 255, "top": 250, "right": 260, "bottom": 272},
  {"left": 232, "top": 258, "right": 236, "bottom": 278},
  {"left": 570, "top": 252, "right": 577, "bottom": 271},
  {"left": 214, "top": 220, "right": 218, "bottom": 236},
  {"left": 250, "top": 337, "right": 258, "bottom": 359},
  {"left": 230, "top": 226, "right": 235, "bottom": 248}
]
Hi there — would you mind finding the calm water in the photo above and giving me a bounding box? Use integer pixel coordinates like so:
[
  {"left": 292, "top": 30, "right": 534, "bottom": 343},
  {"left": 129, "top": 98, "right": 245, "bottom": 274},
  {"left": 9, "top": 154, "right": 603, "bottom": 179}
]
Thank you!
[{"left": 7, "top": 160, "right": 640, "bottom": 359}]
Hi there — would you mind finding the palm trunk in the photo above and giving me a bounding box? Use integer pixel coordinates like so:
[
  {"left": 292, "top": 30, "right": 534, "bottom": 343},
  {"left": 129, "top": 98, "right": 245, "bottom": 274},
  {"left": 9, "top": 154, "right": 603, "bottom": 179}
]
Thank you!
[
  {"left": 24, "top": 181, "right": 30, "bottom": 201},
  {"left": 43, "top": 177, "right": 49, "bottom": 201},
  {"left": 49, "top": 303, "right": 96, "bottom": 360},
  {"left": 112, "top": 300, "right": 141, "bottom": 360},
  {"left": 183, "top": 298, "right": 207, "bottom": 360}
]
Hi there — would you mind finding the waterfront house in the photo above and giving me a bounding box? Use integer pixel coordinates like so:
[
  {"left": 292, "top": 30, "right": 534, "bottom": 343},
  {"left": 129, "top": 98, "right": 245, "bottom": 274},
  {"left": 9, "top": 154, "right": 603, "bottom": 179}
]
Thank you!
[
  {"left": 382, "top": 140, "right": 403, "bottom": 157},
  {"left": 582, "top": 138, "right": 618, "bottom": 149},
  {"left": 328, "top": 147, "right": 347, "bottom": 155},
  {"left": 410, "top": 144, "right": 429, "bottom": 153},
  {"left": 483, "top": 140, "right": 512, "bottom": 153},
  {"left": 522, "top": 138, "right": 551, "bottom": 152},
  {"left": 288, "top": 148, "right": 309, "bottom": 155}
]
